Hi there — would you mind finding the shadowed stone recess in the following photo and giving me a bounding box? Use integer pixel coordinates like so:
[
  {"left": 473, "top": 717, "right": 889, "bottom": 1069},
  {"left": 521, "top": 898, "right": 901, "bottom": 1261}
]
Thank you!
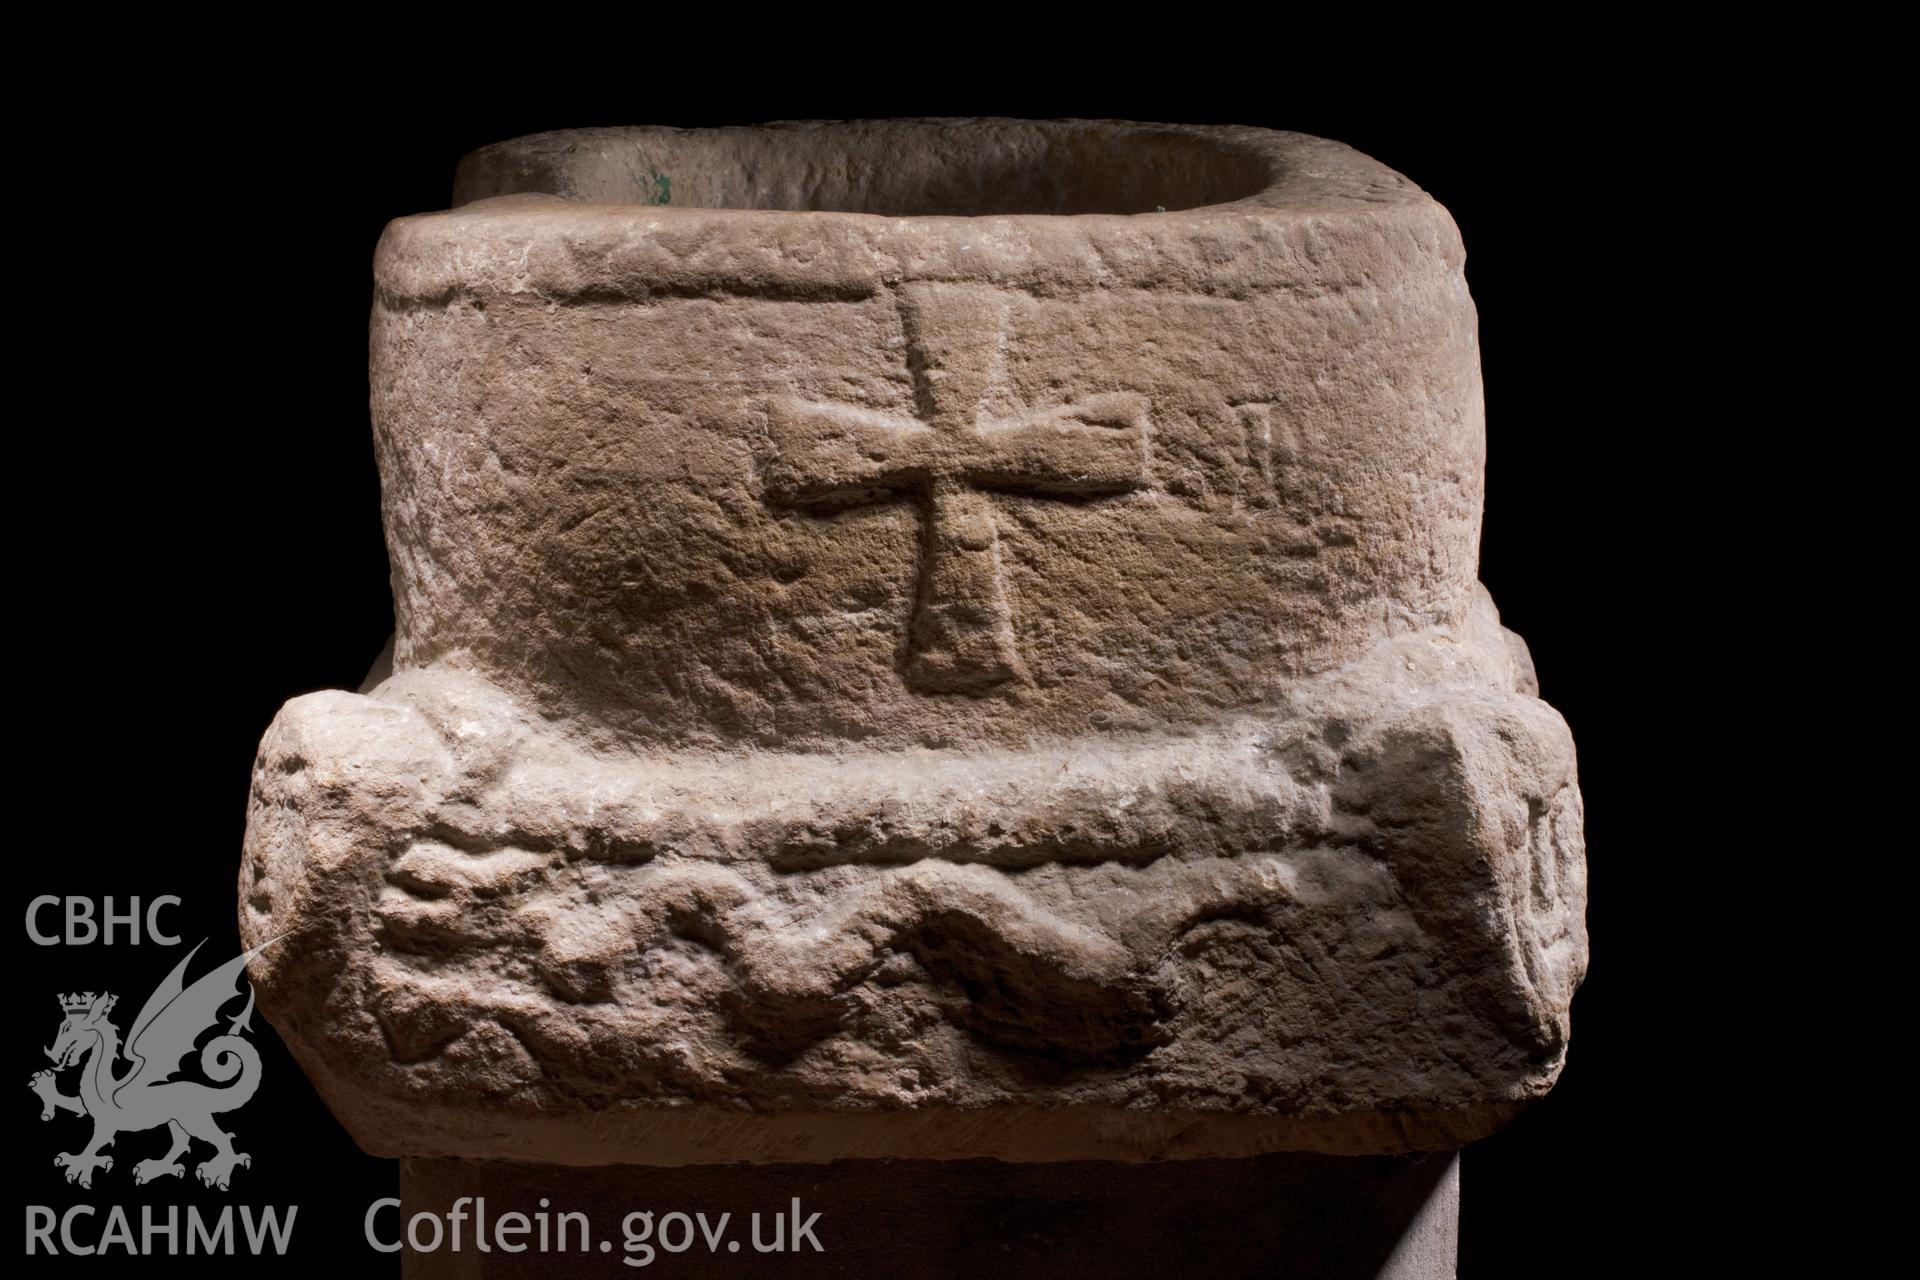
[{"left": 240, "top": 120, "right": 1586, "bottom": 1168}]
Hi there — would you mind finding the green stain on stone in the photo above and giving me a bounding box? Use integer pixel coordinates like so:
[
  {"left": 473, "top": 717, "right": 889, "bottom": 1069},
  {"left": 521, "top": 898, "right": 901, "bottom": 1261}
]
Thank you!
[{"left": 631, "top": 166, "right": 672, "bottom": 205}]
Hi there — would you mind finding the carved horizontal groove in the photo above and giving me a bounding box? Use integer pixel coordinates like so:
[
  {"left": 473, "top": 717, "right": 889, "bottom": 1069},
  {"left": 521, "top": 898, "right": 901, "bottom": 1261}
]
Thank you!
[
  {"left": 966, "top": 475, "right": 1143, "bottom": 500},
  {"left": 765, "top": 831, "right": 1179, "bottom": 874},
  {"left": 373, "top": 274, "right": 1418, "bottom": 313},
  {"left": 374, "top": 276, "right": 882, "bottom": 313},
  {"left": 766, "top": 482, "right": 917, "bottom": 512}
]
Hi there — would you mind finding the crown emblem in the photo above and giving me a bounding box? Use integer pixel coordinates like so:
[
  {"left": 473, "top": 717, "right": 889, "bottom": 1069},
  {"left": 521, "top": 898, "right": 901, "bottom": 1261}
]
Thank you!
[{"left": 59, "top": 992, "right": 102, "bottom": 1014}]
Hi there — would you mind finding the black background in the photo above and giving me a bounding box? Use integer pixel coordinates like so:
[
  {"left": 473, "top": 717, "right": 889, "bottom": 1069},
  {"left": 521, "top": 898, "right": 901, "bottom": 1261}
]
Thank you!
[{"left": 14, "top": 67, "right": 1726, "bottom": 1277}]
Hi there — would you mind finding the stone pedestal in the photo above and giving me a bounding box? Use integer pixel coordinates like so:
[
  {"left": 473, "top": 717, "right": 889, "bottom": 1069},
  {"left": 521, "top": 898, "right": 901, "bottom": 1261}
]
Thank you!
[{"left": 398, "top": 1154, "right": 1458, "bottom": 1279}]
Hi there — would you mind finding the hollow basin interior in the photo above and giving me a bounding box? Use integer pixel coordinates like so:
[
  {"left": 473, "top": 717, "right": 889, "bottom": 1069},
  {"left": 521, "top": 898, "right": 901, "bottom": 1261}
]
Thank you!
[{"left": 456, "top": 121, "right": 1274, "bottom": 217}]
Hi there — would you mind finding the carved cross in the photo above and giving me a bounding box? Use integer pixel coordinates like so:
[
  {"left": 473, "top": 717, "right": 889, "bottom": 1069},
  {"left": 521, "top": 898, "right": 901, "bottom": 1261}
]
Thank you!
[{"left": 764, "top": 284, "right": 1150, "bottom": 694}]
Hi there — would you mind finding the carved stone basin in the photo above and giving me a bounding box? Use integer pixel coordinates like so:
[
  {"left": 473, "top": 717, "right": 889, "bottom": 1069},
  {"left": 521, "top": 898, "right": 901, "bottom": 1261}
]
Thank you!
[{"left": 239, "top": 120, "right": 1586, "bottom": 1169}]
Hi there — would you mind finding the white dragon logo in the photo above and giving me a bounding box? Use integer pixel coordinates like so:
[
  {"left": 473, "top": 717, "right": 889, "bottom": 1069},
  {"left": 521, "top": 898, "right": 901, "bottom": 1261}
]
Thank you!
[{"left": 29, "top": 940, "right": 273, "bottom": 1190}]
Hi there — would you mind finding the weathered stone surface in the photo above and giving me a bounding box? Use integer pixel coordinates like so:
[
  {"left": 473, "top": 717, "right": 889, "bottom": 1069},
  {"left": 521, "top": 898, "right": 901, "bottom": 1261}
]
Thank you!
[{"left": 239, "top": 120, "right": 1586, "bottom": 1165}]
